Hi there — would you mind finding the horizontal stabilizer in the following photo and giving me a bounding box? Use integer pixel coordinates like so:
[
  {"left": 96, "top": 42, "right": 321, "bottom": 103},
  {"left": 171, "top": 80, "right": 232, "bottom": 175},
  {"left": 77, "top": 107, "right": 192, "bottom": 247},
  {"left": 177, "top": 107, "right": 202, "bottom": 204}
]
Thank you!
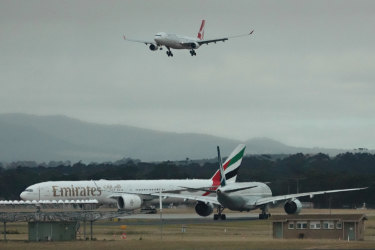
[
  {"left": 222, "top": 185, "right": 258, "bottom": 194},
  {"left": 178, "top": 186, "right": 220, "bottom": 193}
]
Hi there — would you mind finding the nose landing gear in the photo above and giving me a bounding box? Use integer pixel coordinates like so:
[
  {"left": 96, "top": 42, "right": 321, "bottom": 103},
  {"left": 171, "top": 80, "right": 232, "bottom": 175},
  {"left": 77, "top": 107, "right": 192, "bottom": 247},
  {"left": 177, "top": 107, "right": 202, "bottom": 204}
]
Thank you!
[{"left": 190, "top": 49, "right": 196, "bottom": 56}]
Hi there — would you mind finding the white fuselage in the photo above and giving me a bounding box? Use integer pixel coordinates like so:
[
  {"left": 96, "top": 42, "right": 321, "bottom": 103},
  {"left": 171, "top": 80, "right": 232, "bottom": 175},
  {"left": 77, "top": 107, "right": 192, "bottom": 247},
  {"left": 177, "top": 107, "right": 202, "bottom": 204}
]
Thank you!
[
  {"left": 20, "top": 179, "right": 212, "bottom": 205},
  {"left": 154, "top": 32, "right": 200, "bottom": 50},
  {"left": 217, "top": 182, "right": 273, "bottom": 211}
]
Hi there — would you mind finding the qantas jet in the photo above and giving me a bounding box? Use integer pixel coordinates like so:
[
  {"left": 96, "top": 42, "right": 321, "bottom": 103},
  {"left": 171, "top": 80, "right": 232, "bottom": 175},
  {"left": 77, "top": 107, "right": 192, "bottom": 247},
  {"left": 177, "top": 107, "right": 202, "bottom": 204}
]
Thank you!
[{"left": 123, "top": 20, "right": 254, "bottom": 57}]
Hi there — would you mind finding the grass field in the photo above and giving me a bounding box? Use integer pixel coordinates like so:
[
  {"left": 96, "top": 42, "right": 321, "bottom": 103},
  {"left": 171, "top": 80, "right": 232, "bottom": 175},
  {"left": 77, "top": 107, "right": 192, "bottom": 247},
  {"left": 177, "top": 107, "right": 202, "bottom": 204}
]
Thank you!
[{"left": 1, "top": 208, "right": 375, "bottom": 249}]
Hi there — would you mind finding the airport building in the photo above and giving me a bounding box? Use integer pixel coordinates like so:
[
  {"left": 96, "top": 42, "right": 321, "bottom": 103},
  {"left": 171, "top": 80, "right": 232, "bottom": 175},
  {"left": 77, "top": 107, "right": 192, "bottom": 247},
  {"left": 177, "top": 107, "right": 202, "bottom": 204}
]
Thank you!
[{"left": 271, "top": 214, "right": 367, "bottom": 241}]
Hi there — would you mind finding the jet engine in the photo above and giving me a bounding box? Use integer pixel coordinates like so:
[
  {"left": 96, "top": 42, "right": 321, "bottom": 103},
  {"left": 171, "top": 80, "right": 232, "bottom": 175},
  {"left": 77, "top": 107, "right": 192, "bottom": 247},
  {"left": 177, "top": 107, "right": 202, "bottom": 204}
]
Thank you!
[
  {"left": 149, "top": 44, "right": 159, "bottom": 51},
  {"left": 284, "top": 198, "right": 302, "bottom": 215},
  {"left": 194, "top": 201, "right": 213, "bottom": 217},
  {"left": 190, "top": 42, "right": 200, "bottom": 49},
  {"left": 117, "top": 194, "right": 142, "bottom": 211}
]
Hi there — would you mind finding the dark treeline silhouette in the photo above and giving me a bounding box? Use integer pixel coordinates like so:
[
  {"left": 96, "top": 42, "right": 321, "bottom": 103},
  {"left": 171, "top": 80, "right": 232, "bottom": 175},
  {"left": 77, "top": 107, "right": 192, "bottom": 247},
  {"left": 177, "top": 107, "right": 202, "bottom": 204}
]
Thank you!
[{"left": 0, "top": 152, "right": 374, "bottom": 208}]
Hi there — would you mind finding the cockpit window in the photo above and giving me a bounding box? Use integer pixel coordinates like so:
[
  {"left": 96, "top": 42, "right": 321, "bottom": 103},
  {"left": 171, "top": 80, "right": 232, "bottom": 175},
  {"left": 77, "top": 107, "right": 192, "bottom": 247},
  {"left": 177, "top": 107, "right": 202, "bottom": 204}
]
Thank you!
[{"left": 25, "top": 189, "right": 33, "bottom": 192}]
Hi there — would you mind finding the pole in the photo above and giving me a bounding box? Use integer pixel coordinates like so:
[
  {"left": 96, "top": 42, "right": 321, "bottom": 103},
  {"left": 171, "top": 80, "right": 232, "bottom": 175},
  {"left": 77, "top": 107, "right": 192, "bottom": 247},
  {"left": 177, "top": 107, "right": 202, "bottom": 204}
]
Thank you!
[
  {"left": 83, "top": 217, "right": 86, "bottom": 240},
  {"left": 90, "top": 221, "right": 93, "bottom": 240},
  {"left": 159, "top": 189, "right": 163, "bottom": 240},
  {"left": 36, "top": 222, "right": 39, "bottom": 241}
]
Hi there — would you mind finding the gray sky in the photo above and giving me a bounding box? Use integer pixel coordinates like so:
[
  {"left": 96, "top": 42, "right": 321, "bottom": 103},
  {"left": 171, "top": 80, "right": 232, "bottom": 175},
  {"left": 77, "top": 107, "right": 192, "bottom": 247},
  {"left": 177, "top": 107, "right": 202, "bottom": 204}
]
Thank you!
[{"left": 1, "top": 0, "right": 375, "bottom": 149}]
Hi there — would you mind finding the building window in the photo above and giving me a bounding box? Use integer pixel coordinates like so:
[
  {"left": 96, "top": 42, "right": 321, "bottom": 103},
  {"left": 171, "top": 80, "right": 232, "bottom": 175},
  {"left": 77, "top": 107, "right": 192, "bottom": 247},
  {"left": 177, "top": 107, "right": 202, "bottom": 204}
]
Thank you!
[
  {"left": 336, "top": 222, "right": 342, "bottom": 229},
  {"left": 296, "top": 221, "right": 307, "bottom": 229},
  {"left": 323, "top": 221, "right": 334, "bottom": 229},
  {"left": 310, "top": 221, "right": 321, "bottom": 229},
  {"left": 288, "top": 223, "right": 294, "bottom": 229}
]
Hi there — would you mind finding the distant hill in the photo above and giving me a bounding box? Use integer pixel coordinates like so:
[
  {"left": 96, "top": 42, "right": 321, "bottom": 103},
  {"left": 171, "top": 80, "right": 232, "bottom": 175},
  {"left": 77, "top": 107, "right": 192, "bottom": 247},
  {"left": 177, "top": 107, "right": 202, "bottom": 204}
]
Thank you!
[
  {"left": 243, "top": 137, "right": 349, "bottom": 155},
  {"left": 0, "top": 114, "right": 362, "bottom": 163}
]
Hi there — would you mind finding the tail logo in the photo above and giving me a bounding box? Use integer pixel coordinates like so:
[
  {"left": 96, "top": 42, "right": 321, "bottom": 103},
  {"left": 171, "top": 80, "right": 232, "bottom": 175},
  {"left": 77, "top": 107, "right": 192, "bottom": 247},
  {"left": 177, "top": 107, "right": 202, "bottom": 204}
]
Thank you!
[
  {"left": 197, "top": 20, "right": 205, "bottom": 40},
  {"left": 205, "top": 144, "right": 246, "bottom": 196}
]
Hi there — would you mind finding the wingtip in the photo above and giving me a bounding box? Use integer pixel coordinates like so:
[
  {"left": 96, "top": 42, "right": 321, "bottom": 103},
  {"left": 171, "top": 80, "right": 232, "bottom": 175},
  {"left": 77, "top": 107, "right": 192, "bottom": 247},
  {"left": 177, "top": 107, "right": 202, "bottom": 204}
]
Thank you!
[
  {"left": 249, "top": 30, "right": 254, "bottom": 35},
  {"left": 123, "top": 35, "right": 126, "bottom": 40}
]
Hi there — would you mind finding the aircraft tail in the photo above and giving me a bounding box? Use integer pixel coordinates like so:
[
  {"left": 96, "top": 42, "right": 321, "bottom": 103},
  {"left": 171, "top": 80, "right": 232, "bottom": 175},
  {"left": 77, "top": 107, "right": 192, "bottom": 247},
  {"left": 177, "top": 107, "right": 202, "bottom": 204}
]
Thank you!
[
  {"left": 210, "top": 144, "right": 246, "bottom": 187},
  {"left": 197, "top": 20, "right": 205, "bottom": 40}
]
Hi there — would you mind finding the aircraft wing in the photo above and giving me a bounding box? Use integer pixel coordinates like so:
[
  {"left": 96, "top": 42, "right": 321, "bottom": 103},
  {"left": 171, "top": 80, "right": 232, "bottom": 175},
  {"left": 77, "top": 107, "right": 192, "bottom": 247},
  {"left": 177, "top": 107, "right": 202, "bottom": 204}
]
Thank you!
[
  {"left": 198, "top": 30, "right": 254, "bottom": 45},
  {"left": 107, "top": 189, "right": 186, "bottom": 198},
  {"left": 151, "top": 192, "right": 221, "bottom": 205},
  {"left": 123, "top": 35, "right": 154, "bottom": 45},
  {"left": 254, "top": 187, "right": 367, "bottom": 206},
  {"left": 107, "top": 191, "right": 221, "bottom": 206}
]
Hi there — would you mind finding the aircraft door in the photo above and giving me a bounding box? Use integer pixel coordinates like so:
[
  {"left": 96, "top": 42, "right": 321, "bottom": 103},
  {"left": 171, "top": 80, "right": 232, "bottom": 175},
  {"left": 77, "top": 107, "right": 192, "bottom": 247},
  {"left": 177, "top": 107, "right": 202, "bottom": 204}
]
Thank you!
[
  {"left": 274, "top": 222, "right": 283, "bottom": 239},
  {"left": 344, "top": 222, "right": 355, "bottom": 241}
]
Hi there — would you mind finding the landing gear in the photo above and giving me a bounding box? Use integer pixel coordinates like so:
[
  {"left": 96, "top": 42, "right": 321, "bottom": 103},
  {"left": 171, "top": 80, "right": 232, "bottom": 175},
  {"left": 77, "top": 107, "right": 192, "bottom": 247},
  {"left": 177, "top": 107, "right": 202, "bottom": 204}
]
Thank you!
[
  {"left": 259, "top": 205, "right": 271, "bottom": 220},
  {"left": 190, "top": 49, "right": 196, "bottom": 56},
  {"left": 213, "top": 206, "right": 226, "bottom": 220},
  {"left": 166, "top": 47, "right": 173, "bottom": 57},
  {"left": 141, "top": 206, "right": 157, "bottom": 214}
]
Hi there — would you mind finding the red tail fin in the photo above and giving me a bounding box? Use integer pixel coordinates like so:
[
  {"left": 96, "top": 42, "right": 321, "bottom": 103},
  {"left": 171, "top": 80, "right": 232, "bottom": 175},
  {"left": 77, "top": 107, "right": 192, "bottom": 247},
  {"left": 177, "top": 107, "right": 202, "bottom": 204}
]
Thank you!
[{"left": 197, "top": 20, "right": 205, "bottom": 40}]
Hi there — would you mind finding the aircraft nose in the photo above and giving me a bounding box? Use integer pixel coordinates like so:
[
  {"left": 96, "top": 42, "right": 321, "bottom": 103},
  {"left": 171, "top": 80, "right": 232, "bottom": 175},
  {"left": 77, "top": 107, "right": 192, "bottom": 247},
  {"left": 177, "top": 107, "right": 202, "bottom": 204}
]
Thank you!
[{"left": 20, "top": 191, "right": 27, "bottom": 200}]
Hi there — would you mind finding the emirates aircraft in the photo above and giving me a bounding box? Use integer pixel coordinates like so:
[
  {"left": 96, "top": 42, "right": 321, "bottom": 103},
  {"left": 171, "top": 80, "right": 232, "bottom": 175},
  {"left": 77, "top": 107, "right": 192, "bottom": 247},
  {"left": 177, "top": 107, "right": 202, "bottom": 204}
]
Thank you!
[
  {"left": 159, "top": 147, "right": 367, "bottom": 220},
  {"left": 123, "top": 20, "right": 254, "bottom": 57},
  {"left": 20, "top": 145, "right": 246, "bottom": 212}
]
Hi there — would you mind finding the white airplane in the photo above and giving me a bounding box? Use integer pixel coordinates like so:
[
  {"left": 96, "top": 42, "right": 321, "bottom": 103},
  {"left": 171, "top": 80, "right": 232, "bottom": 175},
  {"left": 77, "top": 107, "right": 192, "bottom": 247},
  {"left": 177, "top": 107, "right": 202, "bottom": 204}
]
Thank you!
[
  {"left": 123, "top": 20, "right": 254, "bottom": 57},
  {"left": 160, "top": 146, "right": 367, "bottom": 220},
  {"left": 20, "top": 144, "right": 246, "bottom": 212}
]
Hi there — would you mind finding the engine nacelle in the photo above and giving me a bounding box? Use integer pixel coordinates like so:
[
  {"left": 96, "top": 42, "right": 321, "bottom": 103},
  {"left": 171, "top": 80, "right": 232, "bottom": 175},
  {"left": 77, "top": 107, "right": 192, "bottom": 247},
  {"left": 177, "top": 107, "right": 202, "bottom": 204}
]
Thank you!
[
  {"left": 149, "top": 44, "right": 159, "bottom": 51},
  {"left": 284, "top": 198, "right": 302, "bottom": 215},
  {"left": 117, "top": 194, "right": 142, "bottom": 211},
  {"left": 195, "top": 201, "right": 213, "bottom": 217},
  {"left": 190, "top": 42, "right": 200, "bottom": 49}
]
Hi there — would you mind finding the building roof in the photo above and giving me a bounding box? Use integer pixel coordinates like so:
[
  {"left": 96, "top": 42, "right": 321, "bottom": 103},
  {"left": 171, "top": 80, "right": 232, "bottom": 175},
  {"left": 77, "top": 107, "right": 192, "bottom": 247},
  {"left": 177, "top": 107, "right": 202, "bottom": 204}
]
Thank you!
[{"left": 271, "top": 214, "right": 367, "bottom": 222}]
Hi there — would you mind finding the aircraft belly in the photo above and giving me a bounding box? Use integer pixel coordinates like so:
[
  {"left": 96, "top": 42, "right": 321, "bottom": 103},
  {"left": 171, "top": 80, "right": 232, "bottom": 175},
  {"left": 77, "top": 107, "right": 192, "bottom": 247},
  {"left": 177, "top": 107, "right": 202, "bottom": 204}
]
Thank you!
[
  {"left": 218, "top": 194, "right": 246, "bottom": 211},
  {"left": 218, "top": 193, "right": 265, "bottom": 211},
  {"left": 159, "top": 39, "right": 184, "bottom": 49}
]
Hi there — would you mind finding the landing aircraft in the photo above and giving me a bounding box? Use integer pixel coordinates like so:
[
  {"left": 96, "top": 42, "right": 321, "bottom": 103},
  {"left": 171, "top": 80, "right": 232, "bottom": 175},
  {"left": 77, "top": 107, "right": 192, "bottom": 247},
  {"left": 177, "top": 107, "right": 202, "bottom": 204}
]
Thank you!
[
  {"left": 161, "top": 146, "right": 367, "bottom": 220},
  {"left": 123, "top": 20, "right": 254, "bottom": 57},
  {"left": 20, "top": 145, "right": 246, "bottom": 212}
]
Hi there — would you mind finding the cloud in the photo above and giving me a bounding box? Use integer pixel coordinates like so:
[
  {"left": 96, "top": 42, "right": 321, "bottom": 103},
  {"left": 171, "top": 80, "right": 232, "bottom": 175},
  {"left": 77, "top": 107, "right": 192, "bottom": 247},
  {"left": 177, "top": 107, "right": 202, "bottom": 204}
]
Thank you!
[{"left": 0, "top": 0, "right": 374, "bottom": 149}]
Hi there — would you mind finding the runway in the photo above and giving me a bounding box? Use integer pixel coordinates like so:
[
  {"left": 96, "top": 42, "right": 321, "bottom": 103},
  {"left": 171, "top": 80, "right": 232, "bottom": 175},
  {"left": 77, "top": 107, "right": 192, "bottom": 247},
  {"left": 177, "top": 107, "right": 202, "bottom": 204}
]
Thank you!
[{"left": 116, "top": 212, "right": 259, "bottom": 225}]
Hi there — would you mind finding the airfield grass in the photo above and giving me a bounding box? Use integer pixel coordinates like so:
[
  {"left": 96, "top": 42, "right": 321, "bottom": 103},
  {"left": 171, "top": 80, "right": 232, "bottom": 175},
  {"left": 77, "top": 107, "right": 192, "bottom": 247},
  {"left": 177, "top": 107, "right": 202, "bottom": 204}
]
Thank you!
[{"left": 1, "top": 208, "right": 375, "bottom": 249}]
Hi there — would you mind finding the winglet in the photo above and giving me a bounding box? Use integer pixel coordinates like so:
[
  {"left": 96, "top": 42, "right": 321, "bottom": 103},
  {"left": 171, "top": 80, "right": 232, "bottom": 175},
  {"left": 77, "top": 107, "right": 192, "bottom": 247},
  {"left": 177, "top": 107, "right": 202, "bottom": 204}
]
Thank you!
[{"left": 123, "top": 35, "right": 126, "bottom": 40}]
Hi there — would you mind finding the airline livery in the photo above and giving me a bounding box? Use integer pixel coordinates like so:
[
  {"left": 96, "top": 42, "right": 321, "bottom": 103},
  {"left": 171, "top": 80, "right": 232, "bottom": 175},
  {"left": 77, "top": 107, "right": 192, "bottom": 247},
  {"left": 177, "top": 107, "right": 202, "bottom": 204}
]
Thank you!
[
  {"left": 123, "top": 20, "right": 254, "bottom": 57},
  {"left": 20, "top": 144, "right": 366, "bottom": 220},
  {"left": 161, "top": 146, "right": 367, "bottom": 220},
  {"left": 20, "top": 145, "right": 246, "bottom": 212}
]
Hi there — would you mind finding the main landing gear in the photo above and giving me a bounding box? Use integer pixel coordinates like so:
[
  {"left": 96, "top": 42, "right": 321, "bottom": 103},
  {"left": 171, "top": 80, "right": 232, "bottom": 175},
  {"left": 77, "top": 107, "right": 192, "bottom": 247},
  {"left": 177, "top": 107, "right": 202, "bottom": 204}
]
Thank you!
[
  {"left": 259, "top": 205, "right": 271, "bottom": 220},
  {"left": 213, "top": 206, "right": 226, "bottom": 220},
  {"left": 166, "top": 47, "right": 173, "bottom": 57},
  {"left": 190, "top": 49, "right": 196, "bottom": 56}
]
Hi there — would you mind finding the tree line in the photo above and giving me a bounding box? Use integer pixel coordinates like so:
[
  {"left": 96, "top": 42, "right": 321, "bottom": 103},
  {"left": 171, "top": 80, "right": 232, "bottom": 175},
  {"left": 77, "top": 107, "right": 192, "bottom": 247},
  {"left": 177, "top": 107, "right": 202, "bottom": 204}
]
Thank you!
[{"left": 0, "top": 152, "right": 374, "bottom": 208}]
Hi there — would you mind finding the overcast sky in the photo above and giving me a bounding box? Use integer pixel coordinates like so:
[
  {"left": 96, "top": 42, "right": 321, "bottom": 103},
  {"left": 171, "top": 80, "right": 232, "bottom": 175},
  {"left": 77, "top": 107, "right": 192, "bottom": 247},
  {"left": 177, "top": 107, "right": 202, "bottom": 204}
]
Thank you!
[{"left": 1, "top": 0, "right": 374, "bottom": 149}]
